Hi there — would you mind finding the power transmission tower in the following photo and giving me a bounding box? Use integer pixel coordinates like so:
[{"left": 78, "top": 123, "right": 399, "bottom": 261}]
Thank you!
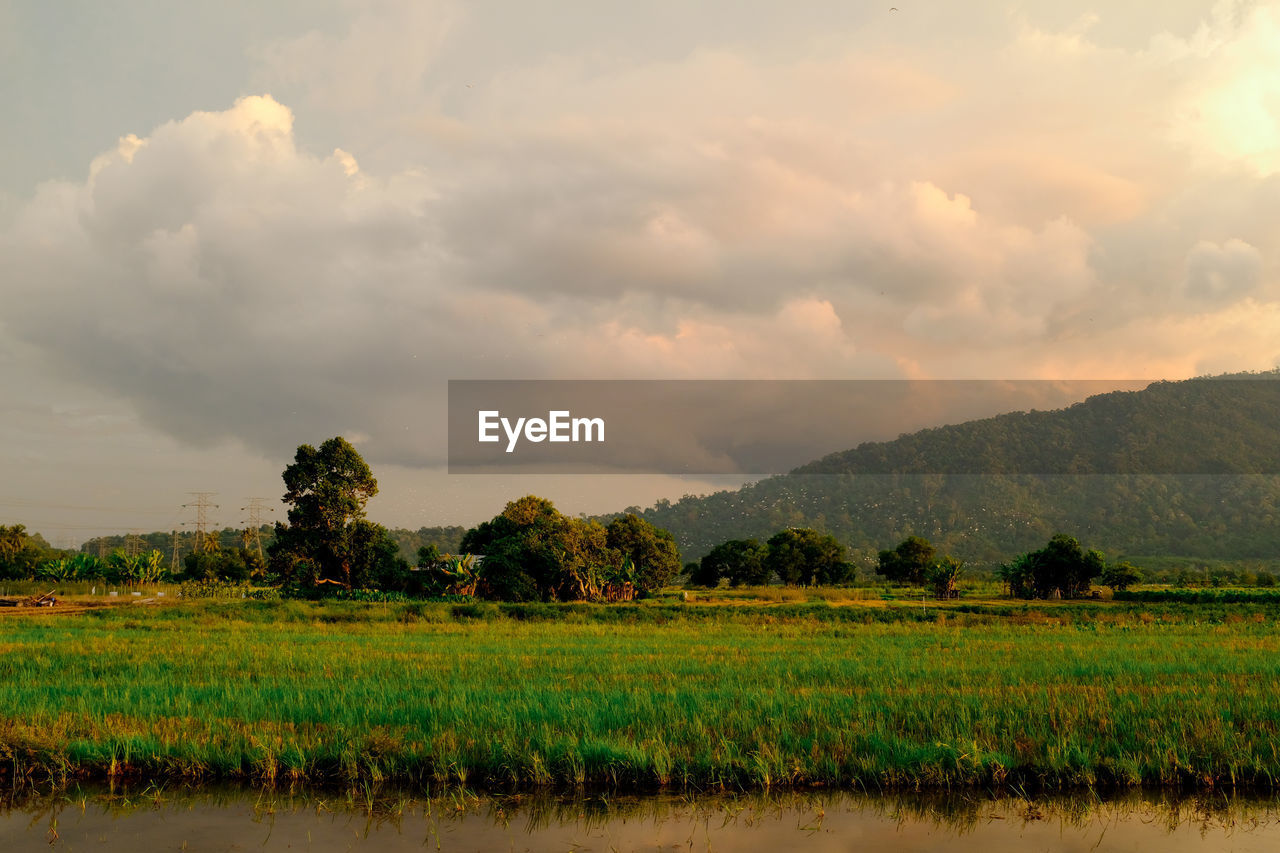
[
  {"left": 170, "top": 529, "right": 182, "bottom": 570},
  {"left": 124, "top": 530, "right": 143, "bottom": 558},
  {"left": 183, "top": 492, "right": 219, "bottom": 553},
  {"left": 240, "top": 498, "right": 272, "bottom": 561}
]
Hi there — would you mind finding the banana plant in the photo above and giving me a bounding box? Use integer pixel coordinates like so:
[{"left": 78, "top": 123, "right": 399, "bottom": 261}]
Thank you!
[
  {"left": 107, "top": 550, "right": 144, "bottom": 587},
  {"left": 70, "top": 553, "right": 103, "bottom": 579},
  {"left": 429, "top": 554, "right": 482, "bottom": 596},
  {"left": 602, "top": 555, "right": 637, "bottom": 601},
  {"left": 137, "top": 550, "right": 169, "bottom": 584},
  {"left": 38, "top": 558, "right": 78, "bottom": 582}
]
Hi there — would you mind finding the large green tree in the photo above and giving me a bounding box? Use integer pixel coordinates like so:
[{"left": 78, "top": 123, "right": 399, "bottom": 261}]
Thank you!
[
  {"left": 1000, "top": 533, "right": 1104, "bottom": 599},
  {"left": 877, "top": 536, "right": 937, "bottom": 584},
  {"left": 697, "top": 538, "right": 769, "bottom": 587},
  {"left": 267, "top": 437, "right": 405, "bottom": 592},
  {"left": 605, "top": 513, "right": 682, "bottom": 594},
  {"left": 462, "top": 495, "right": 637, "bottom": 601},
  {"left": 764, "top": 528, "right": 852, "bottom": 586}
]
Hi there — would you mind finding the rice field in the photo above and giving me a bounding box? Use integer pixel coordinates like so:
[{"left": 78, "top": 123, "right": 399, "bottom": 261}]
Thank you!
[{"left": 2, "top": 599, "right": 1279, "bottom": 792}]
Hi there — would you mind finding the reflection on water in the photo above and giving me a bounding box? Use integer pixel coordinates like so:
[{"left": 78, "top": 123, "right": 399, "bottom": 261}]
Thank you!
[{"left": 3, "top": 783, "right": 1279, "bottom": 852}]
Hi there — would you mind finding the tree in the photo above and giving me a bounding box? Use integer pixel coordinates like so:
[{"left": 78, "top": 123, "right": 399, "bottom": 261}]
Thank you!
[
  {"left": 0, "top": 524, "right": 30, "bottom": 580},
  {"left": 698, "top": 539, "right": 769, "bottom": 587},
  {"left": 182, "top": 547, "right": 254, "bottom": 582},
  {"left": 0, "top": 524, "right": 27, "bottom": 563},
  {"left": 764, "top": 528, "right": 852, "bottom": 586},
  {"left": 0, "top": 524, "right": 58, "bottom": 580},
  {"left": 266, "top": 437, "right": 406, "bottom": 592},
  {"left": 460, "top": 495, "right": 634, "bottom": 602},
  {"left": 605, "top": 514, "right": 682, "bottom": 594},
  {"left": 926, "top": 556, "right": 963, "bottom": 599},
  {"left": 1100, "top": 560, "right": 1142, "bottom": 592},
  {"left": 1000, "top": 533, "right": 1104, "bottom": 599},
  {"left": 877, "top": 536, "right": 936, "bottom": 584}
]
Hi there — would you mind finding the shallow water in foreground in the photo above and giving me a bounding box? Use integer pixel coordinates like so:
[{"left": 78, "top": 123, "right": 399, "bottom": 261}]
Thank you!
[{"left": 5, "top": 786, "right": 1280, "bottom": 852}]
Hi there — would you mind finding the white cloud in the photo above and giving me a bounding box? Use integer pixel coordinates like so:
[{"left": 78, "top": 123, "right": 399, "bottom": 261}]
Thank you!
[
  {"left": 1185, "top": 238, "right": 1264, "bottom": 299},
  {"left": 5, "top": 3, "right": 1280, "bottom": 490}
]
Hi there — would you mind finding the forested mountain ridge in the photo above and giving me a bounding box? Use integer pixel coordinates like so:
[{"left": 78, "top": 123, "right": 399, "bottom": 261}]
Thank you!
[
  {"left": 627, "top": 372, "right": 1280, "bottom": 564},
  {"left": 795, "top": 374, "right": 1280, "bottom": 476}
]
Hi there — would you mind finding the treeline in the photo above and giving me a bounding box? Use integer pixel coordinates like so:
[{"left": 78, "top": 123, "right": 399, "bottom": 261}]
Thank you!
[
  {"left": 76, "top": 526, "right": 468, "bottom": 567},
  {"left": 0, "top": 523, "right": 269, "bottom": 586},
  {"left": 78, "top": 527, "right": 262, "bottom": 561},
  {"left": 689, "top": 528, "right": 851, "bottom": 587},
  {"left": 257, "top": 439, "right": 682, "bottom": 603},
  {"left": 683, "top": 529, "right": 1174, "bottom": 602}
]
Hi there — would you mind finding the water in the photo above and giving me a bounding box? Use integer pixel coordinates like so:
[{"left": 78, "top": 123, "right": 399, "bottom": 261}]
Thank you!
[{"left": 3, "top": 785, "right": 1278, "bottom": 852}]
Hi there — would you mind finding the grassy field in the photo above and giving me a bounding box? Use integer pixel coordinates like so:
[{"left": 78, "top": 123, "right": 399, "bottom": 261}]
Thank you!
[{"left": 2, "top": 597, "right": 1279, "bottom": 792}]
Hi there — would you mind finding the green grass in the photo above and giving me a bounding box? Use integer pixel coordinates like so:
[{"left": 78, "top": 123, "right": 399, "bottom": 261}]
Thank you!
[
  {"left": 1116, "top": 587, "right": 1280, "bottom": 604},
  {"left": 2, "top": 599, "right": 1280, "bottom": 792}
]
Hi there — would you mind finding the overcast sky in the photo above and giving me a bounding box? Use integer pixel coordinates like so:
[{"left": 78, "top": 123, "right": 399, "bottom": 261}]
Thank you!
[{"left": 2, "top": 0, "right": 1279, "bottom": 545}]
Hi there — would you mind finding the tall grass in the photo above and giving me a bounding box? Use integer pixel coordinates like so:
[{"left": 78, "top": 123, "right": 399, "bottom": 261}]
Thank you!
[
  {"left": 1116, "top": 588, "right": 1280, "bottom": 604},
  {"left": 1, "top": 600, "right": 1279, "bottom": 791}
]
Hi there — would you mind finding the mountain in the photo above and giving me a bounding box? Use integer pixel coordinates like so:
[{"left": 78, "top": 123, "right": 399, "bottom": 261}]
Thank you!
[{"left": 627, "top": 372, "right": 1280, "bottom": 564}]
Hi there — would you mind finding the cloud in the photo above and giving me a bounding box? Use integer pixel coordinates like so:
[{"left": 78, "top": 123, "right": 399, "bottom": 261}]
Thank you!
[
  {"left": 5, "top": 4, "right": 1280, "bottom": 478},
  {"left": 251, "top": 0, "right": 457, "bottom": 116},
  {"left": 1185, "top": 238, "right": 1263, "bottom": 299}
]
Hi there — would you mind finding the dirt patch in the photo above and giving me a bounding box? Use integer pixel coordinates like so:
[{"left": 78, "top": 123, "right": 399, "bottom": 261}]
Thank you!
[{"left": 0, "top": 597, "right": 171, "bottom": 617}]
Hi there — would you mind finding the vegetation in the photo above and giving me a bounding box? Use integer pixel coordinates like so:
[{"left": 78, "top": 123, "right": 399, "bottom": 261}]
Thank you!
[
  {"left": 1115, "top": 588, "right": 1280, "bottom": 604},
  {"left": 878, "top": 536, "right": 938, "bottom": 584},
  {"left": 632, "top": 373, "right": 1280, "bottom": 562},
  {"left": 386, "top": 525, "right": 468, "bottom": 561},
  {"left": 925, "top": 556, "right": 963, "bottom": 600},
  {"left": 695, "top": 539, "right": 768, "bottom": 587},
  {"left": 3, "top": 598, "right": 1280, "bottom": 792},
  {"left": 764, "top": 528, "right": 852, "bottom": 585},
  {"left": 1100, "top": 560, "right": 1143, "bottom": 592},
  {"left": 1000, "top": 534, "right": 1105, "bottom": 599},
  {"left": 458, "top": 497, "right": 673, "bottom": 601},
  {"left": 604, "top": 513, "right": 682, "bottom": 594},
  {"left": 266, "top": 437, "right": 406, "bottom": 594},
  {"left": 688, "top": 529, "right": 852, "bottom": 588},
  {"left": 0, "top": 524, "right": 62, "bottom": 580}
]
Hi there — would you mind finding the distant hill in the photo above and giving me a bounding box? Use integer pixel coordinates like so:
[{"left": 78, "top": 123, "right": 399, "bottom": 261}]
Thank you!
[
  {"left": 386, "top": 525, "right": 468, "bottom": 560},
  {"left": 625, "top": 372, "right": 1280, "bottom": 564}
]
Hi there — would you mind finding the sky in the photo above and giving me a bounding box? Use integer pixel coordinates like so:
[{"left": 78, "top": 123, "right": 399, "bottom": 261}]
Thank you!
[{"left": 2, "top": 0, "right": 1279, "bottom": 545}]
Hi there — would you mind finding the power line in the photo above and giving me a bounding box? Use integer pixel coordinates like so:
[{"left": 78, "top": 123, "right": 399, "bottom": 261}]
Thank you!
[
  {"left": 182, "top": 492, "right": 219, "bottom": 553},
  {"left": 0, "top": 498, "right": 176, "bottom": 513},
  {"left": 240, "top": 498, "right": 273, "bottom": 561}
]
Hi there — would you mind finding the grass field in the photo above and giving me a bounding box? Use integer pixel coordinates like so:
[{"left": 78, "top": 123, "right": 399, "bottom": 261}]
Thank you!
[{"left": 2, "top": 598, "right": 1279, "bottom": 792}]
